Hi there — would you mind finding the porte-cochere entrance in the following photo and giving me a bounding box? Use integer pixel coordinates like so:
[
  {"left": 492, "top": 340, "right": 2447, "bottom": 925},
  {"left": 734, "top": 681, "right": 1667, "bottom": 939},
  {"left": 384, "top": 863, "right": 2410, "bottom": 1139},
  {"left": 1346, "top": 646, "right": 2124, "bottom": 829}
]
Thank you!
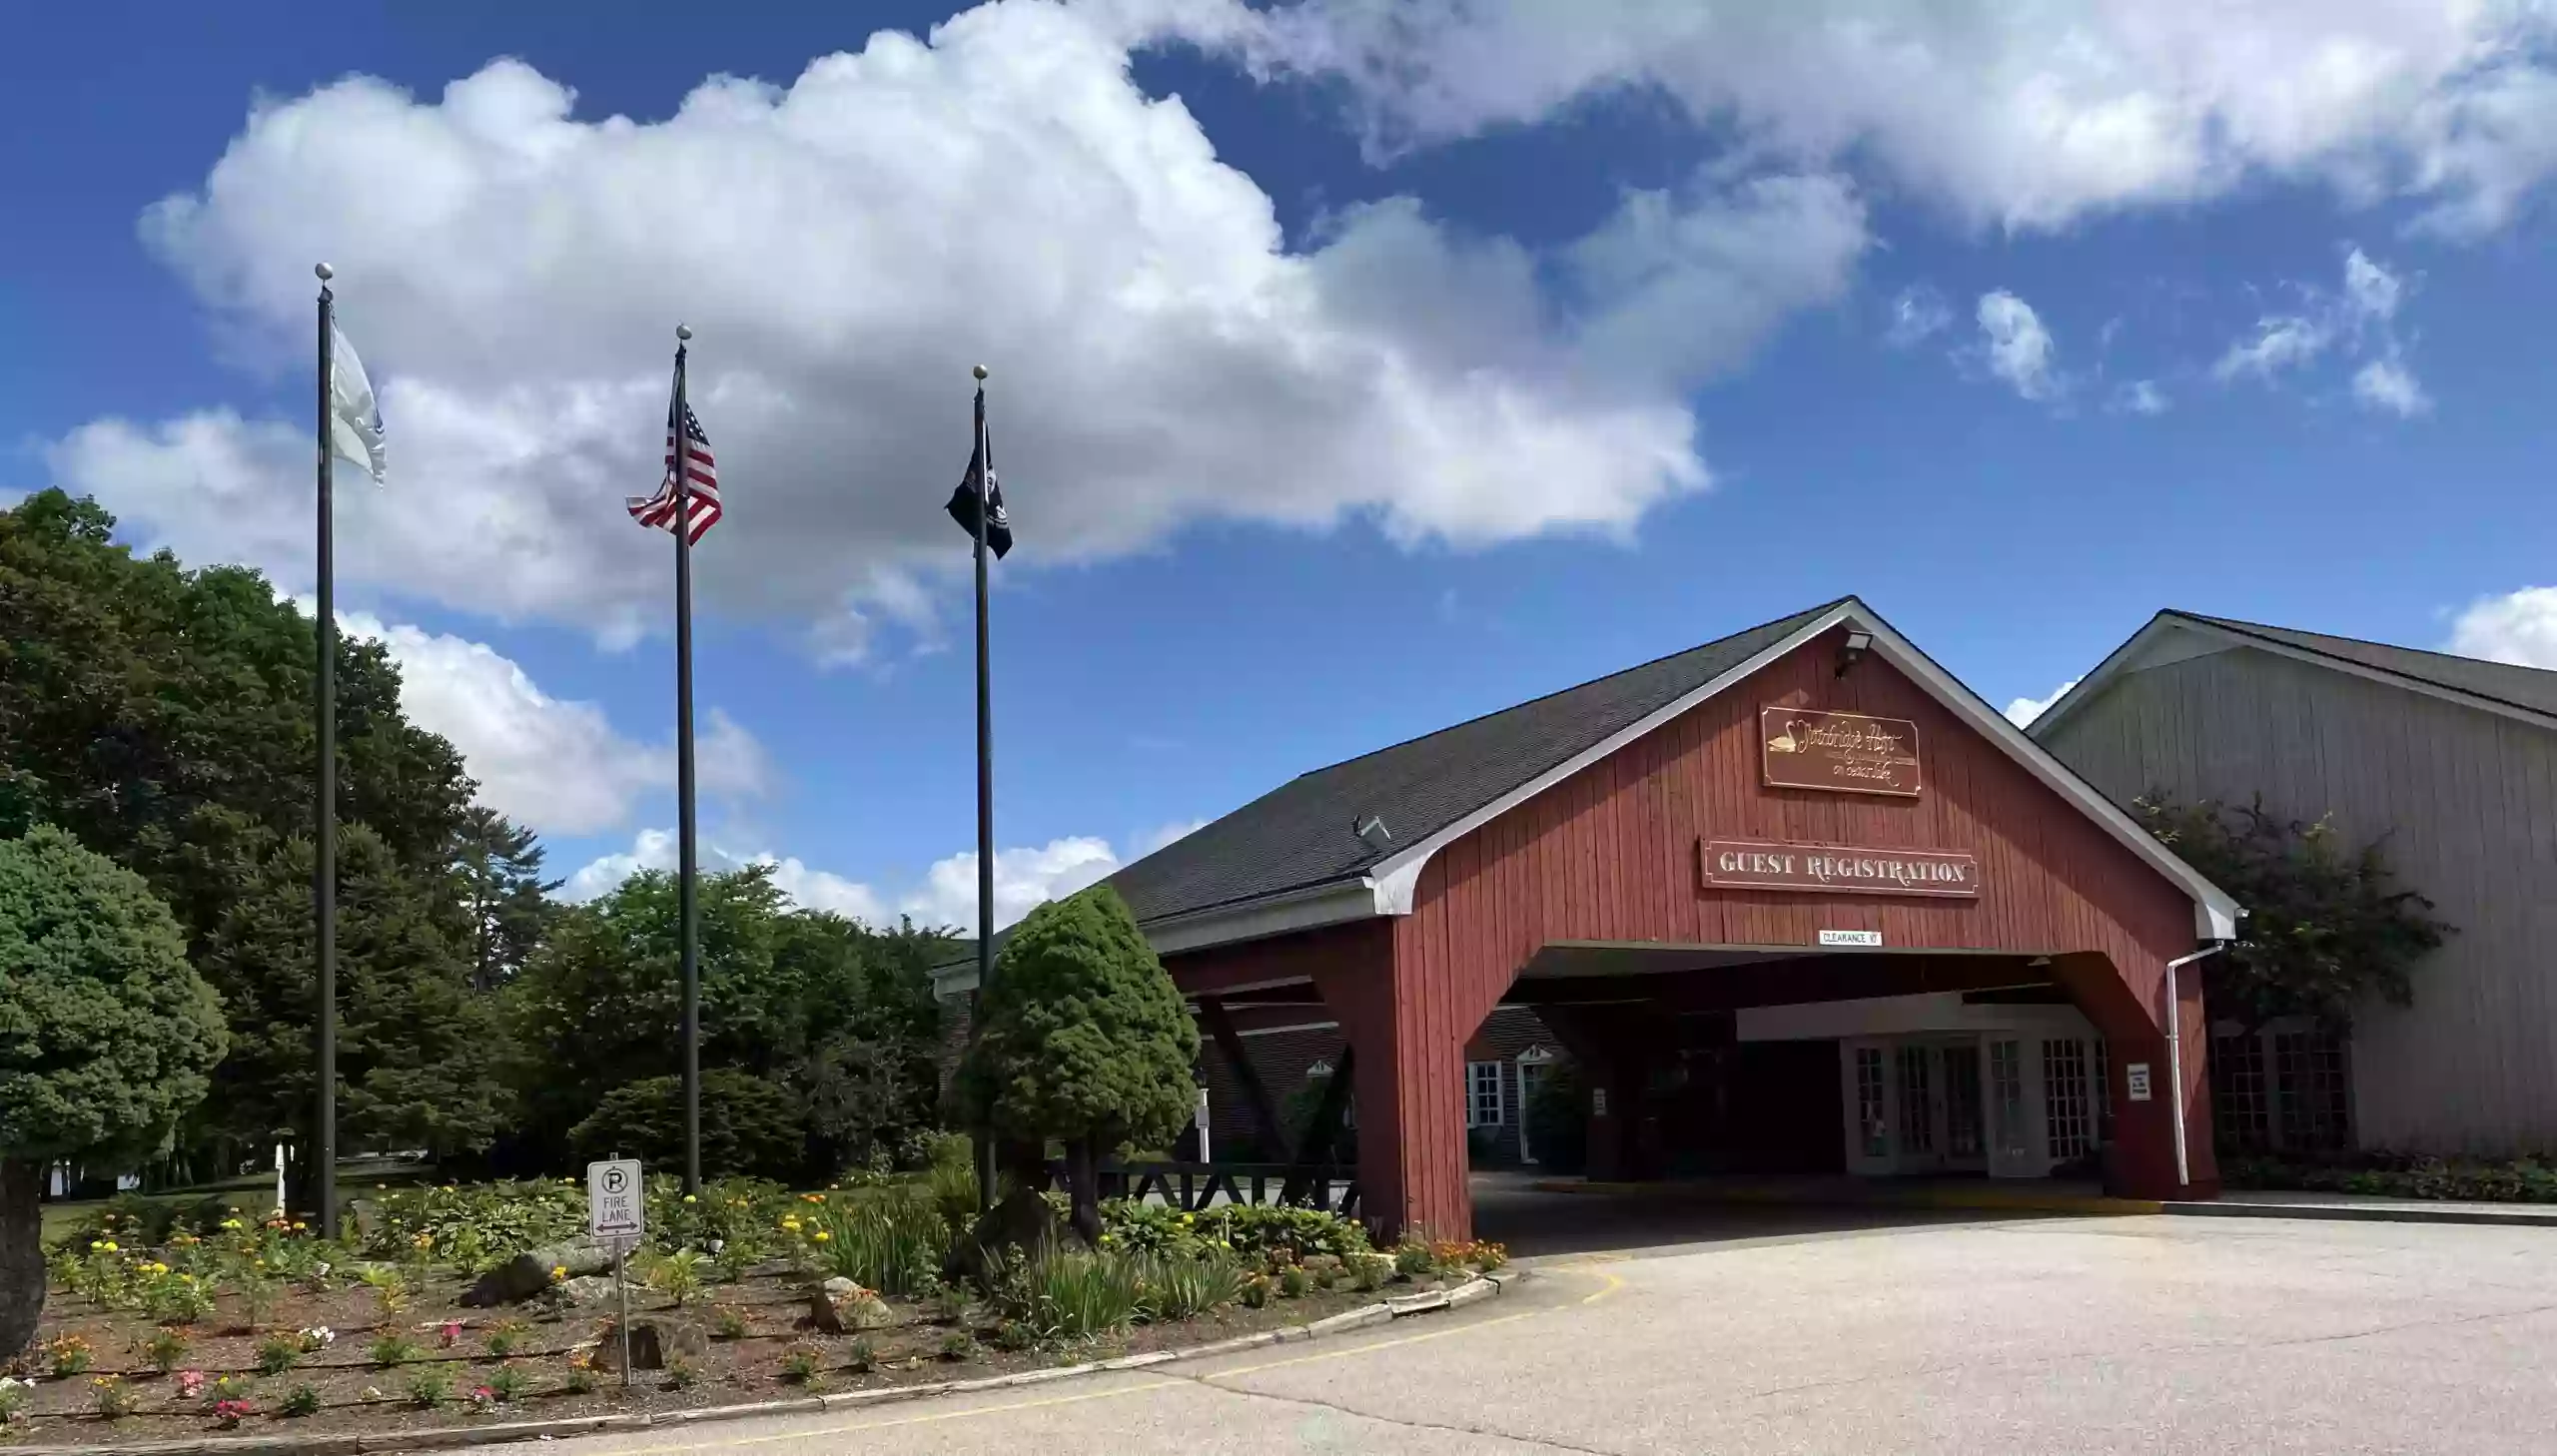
[{"left": 940, "top": 597, "right": 2240, "bottom": 1240}]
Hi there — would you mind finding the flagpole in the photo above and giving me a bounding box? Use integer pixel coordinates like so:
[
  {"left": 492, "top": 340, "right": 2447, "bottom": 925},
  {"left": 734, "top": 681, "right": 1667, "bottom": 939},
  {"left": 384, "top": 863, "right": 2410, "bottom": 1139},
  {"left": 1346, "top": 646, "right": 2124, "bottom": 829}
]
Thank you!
[
  {"left": 312, "top": 263, "right": 340, "bottom": 1238},
  {"left": 971, "top": 364, "right": 998, "bottom": 1214},
  {"left": 673, "top": 324, "right": 702, "bottom": 1198}
]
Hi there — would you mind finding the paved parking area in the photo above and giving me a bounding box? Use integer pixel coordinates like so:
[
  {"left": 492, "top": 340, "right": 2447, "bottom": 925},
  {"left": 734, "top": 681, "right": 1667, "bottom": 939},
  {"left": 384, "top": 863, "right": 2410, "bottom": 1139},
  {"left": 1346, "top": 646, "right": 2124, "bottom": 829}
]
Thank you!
[{"left": 553, "top": 1214, "right": 2557, "bottom": 1455}]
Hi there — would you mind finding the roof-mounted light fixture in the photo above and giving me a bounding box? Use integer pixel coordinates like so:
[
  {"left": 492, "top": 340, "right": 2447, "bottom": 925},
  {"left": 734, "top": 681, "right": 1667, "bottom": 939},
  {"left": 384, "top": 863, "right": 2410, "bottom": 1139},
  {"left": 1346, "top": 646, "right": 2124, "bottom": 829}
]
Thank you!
[
  {"left": 1835, "top": 627, "right": 1875, "bottom": 679},
  {"left": 1355, "top": 815, "right": 1392, "bottom": 852}
]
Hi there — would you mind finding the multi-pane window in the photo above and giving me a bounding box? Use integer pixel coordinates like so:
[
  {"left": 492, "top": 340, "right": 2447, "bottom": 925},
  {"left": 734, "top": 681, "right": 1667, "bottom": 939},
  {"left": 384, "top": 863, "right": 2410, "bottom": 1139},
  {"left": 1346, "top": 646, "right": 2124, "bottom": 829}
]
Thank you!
[
  {"left": 1990, "top": 1040, "right": 2028, "bottom": 1158},
  {"left": 2274, "top": 1031, "right": 2351, "bottom": 1152},
  {"left": 1943, "top": 1045, "right": 1984, "bottom": 1158},
  {"left": 2211, "top": 1033, "right": 2270, "bottom": 1152},
  {"left": 2043, "top": 1038, "right": 2093, "bottom": 1162},
  {"left": 1897, "top": 1046, "right": 1936, "bottom": 1154},
  {"left": 1855, "top": 1047, "right": 1890, "bottom": 1157},
  {"left": 1465, "top": 1061, "right": 1504, "bottom": 1128}
]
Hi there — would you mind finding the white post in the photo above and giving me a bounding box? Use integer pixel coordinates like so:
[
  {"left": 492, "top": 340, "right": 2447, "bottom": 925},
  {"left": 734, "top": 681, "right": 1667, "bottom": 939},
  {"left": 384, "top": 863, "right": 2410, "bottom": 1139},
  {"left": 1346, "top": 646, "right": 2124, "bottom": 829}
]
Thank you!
[
  {"left": 2162, "top": 945, "right": 2227, "bottom": 1190},
  {"left": 1195, "top": 1086, "right": 1212, "bottom": 1165},
  {"left": 274, "top": 1143, "right": 287, "bottom": 1214}
]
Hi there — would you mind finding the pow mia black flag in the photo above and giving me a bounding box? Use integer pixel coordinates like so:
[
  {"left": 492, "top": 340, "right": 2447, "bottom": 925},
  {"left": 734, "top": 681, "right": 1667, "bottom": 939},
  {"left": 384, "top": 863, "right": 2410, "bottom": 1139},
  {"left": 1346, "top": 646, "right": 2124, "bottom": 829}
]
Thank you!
[{"left": 944, "top": 387, "right": 1012, "bottom": 559}]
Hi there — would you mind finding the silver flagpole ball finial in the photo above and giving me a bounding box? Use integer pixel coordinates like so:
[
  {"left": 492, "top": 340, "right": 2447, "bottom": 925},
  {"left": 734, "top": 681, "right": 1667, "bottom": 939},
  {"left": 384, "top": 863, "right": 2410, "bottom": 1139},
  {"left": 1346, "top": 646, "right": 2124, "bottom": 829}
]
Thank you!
[
  {"left": 972, "top": 364, "right": 989, "bottom": 380},
  {"left": 315, "top": 263, "right": 334, "bottom": 281},
  {"left": 676, "top": 324, "right": 693, "bottom": 342}
]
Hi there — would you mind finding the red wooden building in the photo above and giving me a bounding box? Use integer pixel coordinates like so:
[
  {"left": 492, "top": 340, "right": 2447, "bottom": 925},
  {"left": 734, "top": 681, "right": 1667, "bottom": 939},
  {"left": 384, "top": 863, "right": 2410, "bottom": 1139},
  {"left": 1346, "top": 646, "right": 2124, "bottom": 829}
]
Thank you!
[{"left": 940, "top": 598, "right": 2240, "bottom": 1240}]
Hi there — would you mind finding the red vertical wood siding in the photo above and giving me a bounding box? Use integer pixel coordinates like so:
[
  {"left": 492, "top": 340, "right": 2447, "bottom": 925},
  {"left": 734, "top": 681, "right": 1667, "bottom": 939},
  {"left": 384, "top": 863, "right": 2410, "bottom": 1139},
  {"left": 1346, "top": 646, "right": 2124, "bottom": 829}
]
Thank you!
[
  {"left": 1385, "top": 627, "right": 2213, "bottom": 1235},
  {"left": 1167, "top": 626, "right": 2217, "bottom": 1238}
]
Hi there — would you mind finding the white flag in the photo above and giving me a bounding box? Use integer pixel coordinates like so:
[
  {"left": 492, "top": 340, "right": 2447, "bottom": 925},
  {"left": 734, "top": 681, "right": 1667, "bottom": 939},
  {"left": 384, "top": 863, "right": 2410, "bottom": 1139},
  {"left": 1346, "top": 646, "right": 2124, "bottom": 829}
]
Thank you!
[{"left": 329, "top": 326, "right": 388, "bottom": 484}]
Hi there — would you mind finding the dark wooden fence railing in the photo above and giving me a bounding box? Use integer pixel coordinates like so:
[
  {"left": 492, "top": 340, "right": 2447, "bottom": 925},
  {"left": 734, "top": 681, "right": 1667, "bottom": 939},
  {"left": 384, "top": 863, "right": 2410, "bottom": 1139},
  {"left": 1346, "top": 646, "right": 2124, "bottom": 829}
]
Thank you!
[{"left": 1044, "top": 1160, "right": 1360, "bottom": 1218}]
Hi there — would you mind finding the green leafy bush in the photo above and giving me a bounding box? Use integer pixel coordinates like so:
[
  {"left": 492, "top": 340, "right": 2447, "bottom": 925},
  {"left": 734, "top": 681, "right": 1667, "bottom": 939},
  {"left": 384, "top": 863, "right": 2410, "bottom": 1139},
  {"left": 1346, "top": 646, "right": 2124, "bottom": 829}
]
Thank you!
[
  {"left": 711, "top": 1305, "right": 750, "bottom": 1340},
  {"left": 1133, "top": 1251, "right": 1245, "bottom": 1321},
  {"left": 406, "top": 1366, "right": 454, "bottom": 1409},
  {"left": 484, "top": 1364, "right": 532, "bottom": 1403},
  {"left": 809, "top": 1190, "right": 946, "bottom": 1297},
  {"left": 644, "top": 1248, "right": 709, "bottom": 1307},
  {"left": 778, "top": 1345, "right": 824, "bottom": 1386},
  {"left": 367, "top": 1332, "right": 422, "bottom": 1367},
  {"left": 846, "top": 1336, "right": 877, "bottom": 1373},
  {"left": 2222, "top": 1152, "right": 2557, "bottom": 1202},
  {"left": 1100, "top": 1201, "right": 1369, "bottom": 1261},
  {"left": 280, "top": 1383, "right": 323, "bottom": 1418},
  {"left": 571, "top": 1070, "right": 811, "bottom": 1185},
  {"left": 254, "top": 1332, "right": 302, "bottom": 1374},
  {"left": 482, "top": 1319, "right": 531, "bottom": 1357},
  {"left": 136, "top": 1324, "right": 191, "bottom": 1373}
]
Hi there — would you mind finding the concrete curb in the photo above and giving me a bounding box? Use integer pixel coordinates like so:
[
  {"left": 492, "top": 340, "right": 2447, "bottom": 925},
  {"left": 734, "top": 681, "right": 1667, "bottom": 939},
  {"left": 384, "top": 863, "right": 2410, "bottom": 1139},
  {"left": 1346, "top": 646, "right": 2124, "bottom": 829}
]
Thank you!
[
  {"left": 1526, "top": 1178, "right": 2160, "bottom": 1218},
  {"left": 15, "top": 1276, "right": 1510, "bottom": 1456},
  {"left": 2164, "top": 1199, "right": 2557, "bottom": 1228}
]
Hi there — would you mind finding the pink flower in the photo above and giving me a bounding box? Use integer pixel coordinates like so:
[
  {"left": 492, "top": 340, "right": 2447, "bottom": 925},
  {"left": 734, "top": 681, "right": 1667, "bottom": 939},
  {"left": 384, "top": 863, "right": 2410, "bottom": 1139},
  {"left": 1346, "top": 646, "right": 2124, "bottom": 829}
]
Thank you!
[
  {"left": 211, "top": 1398, "right": 254, "bottom": 1429},
  {"left": 438, "top": 1321, "right": 462, "bottom": 1348},
  {"left": 175, "top": 1370, "right": 207, "bottom": 1400}
]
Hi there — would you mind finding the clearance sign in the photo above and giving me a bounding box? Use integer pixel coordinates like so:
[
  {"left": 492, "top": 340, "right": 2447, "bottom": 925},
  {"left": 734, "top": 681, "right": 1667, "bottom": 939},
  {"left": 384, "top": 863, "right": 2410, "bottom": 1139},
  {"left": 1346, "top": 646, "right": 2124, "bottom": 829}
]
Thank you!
[{"left": 1700, "top": 838, "right": 1980, "bottom": 899}]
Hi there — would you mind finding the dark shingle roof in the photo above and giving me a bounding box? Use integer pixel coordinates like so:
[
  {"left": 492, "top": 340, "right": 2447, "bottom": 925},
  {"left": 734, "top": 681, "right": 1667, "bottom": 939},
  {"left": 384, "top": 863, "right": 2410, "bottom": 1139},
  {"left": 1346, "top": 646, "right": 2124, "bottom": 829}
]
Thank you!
[
  {"left": 1101, "top": 598, "right": 1849, "bottom": 926},
  {"left": 2173, "top": 611, "right": 2557, "bottom": 721}
]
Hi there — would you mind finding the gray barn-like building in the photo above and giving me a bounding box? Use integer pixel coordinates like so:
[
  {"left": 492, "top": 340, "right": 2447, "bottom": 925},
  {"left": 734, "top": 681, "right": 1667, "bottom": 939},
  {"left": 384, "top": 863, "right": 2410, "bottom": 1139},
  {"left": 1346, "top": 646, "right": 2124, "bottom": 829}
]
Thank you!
[{"left": 2032, "top": 610, "right": 2557, "bottom": 1157}]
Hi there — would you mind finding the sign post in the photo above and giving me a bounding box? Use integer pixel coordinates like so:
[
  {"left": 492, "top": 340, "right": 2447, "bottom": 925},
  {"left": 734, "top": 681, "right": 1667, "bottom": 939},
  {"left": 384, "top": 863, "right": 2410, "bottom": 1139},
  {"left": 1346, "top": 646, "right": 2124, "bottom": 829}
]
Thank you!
[{"left": 587, "top": 1159, "right": 643, "bottom": 1387}]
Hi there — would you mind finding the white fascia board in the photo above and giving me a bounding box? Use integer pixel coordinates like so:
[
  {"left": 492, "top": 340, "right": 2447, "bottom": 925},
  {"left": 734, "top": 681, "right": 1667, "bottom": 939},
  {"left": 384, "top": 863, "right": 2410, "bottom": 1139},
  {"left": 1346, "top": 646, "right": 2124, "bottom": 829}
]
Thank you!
[
  {"left": 2034, "top": 614, "right": 2557, "bottom": 741},
  {"left": 1366, "top": 602, "right": 1865, "bottom": 914},
  {"left": 1110, "top": 597, "right": 2242, "bottom": 963},
  {"left": 1140, "top": 876, "right": 1387, "bottom": 958},
  {"left": 1855, "top": 613, "right": 2243, "bottom": 942}
]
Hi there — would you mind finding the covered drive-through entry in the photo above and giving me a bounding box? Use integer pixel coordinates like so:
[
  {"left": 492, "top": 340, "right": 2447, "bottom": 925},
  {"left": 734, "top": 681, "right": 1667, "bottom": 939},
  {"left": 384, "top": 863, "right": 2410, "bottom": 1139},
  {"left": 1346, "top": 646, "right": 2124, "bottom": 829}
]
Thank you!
[{"left": 938, "top": 596, "right": 2241, "bottom": 1241}]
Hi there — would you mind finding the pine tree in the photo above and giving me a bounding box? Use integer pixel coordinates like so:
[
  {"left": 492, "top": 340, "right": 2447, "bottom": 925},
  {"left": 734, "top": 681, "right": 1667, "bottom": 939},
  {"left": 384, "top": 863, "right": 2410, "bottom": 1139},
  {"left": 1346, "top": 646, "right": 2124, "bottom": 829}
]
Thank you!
[
  {"left": 956, "top": 886, "right": 1199, "bottom": 1242},
  {"left": 453, "top": 807, "right": 557, "bottom": 992}
]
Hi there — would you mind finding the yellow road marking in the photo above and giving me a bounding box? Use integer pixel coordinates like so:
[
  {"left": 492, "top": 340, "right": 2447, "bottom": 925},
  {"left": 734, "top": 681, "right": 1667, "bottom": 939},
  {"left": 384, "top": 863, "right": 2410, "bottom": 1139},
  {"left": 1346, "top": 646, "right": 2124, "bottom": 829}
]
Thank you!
[
  {"left": 609, "top": 1264, "right": 1628, "bottom": 1452},
  {"left": 605, "top": 1378, "right": 1187, "bottom": 1454}
]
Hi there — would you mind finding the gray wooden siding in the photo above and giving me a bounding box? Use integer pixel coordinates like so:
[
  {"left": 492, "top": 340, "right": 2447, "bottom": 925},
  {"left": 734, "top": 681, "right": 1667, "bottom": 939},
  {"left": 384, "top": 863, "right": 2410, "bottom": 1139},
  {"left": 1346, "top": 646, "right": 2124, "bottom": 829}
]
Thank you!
[{"left": 2041, "top": 642, "right": 2557, "bottom": 1154}]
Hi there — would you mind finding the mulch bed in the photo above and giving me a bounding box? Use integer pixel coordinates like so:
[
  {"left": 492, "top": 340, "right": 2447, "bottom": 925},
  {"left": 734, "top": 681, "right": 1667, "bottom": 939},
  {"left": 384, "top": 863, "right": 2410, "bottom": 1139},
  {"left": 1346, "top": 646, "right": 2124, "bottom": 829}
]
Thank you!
[{"left": 4, "top": 1266, "right": 1439, "bottom": 1442}]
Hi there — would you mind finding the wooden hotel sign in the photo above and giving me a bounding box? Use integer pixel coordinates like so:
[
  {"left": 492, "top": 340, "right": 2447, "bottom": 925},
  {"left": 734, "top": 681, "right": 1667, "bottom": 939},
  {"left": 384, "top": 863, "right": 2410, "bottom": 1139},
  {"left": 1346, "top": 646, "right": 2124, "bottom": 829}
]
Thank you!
[
  {"left": 1701, "top": 839, "right": 1981, "bottom": 899},
  {"left": 1761, "top": 707, "right": 1922, "bottom": 797}
]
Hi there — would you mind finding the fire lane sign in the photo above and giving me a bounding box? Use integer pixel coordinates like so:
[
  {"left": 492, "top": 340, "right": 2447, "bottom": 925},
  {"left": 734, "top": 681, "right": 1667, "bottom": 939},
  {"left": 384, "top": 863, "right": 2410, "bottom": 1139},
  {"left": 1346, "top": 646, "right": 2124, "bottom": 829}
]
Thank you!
[{"left": 587, "top": 1159, "right": 644, "bottom": 1244}]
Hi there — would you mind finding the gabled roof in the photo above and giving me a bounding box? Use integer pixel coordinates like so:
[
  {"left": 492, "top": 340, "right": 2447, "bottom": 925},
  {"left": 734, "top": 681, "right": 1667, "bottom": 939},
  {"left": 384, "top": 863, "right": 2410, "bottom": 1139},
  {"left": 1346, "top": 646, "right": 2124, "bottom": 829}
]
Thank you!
[
  {"left": 1108, "top": 598, "right": 1848, "bottom": 928},
  {"left": 938, "top": 597, "right": 2237, "bottom": 991},
  {"left": 2030, "top": 609, "right": 2557, "bottom": 741}
]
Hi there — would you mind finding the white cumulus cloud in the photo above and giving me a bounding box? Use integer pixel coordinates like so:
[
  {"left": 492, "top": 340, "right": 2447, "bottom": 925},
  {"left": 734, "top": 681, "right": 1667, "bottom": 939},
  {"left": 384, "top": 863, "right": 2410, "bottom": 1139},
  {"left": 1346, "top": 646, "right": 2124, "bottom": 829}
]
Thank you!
[
  {"left": 2211, "top": 246, "right": 2430, "bottom": 412},
  {"left": 2448, "top": 587, "right": 2557, "bottom": 668},
  {"left": 53, "top": 3, "right": 1872, "bottom": 659},
  {"left": 2112, "top": 379, "right": 2170, "bottom": 415},
  {"left": 1885, "top": 285, "right": 1952, "bottom": 348},
  {"left": 323, "top": 609, "right": 770, "bottom": 835},
  {"left": 2004, "top": 679, "right": 2082, "bottom": 727},
  {"left": 561, "top": 824, "right": 1201, "bottom": 933},
  {"left": 2352, "top": 358, "right": 2433, "bottom": 416},
  {"left": 1187, "top": 0, "right": 2557, "bottom": 235},
  {"left": 1976, "top": 291, "right": 2060, "bottom": 401}
]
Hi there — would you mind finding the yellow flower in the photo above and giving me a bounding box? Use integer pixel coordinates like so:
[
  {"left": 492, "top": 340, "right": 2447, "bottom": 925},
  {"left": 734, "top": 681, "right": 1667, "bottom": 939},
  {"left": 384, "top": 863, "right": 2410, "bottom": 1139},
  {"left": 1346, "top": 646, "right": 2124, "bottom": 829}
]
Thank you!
[
  {"left": 812, "top": 1230, "right": 830, "bottom": 1242},
  {"left": 682, "top": 1195, "right": 697, "bottom": 1204},
  {"left": 549, "top": 1265, "right": 568, "bottom": 1282}
]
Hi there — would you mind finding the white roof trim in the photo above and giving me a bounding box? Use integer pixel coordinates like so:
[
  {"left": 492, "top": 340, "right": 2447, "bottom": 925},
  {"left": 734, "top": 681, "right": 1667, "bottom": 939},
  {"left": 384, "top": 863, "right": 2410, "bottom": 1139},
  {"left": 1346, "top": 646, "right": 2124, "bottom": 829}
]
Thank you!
[
  {"left": 2032, "top": 613, "right": 2557, "bottom": 740},
  {"left": 1106, "top": 597, "right": 2239, "bottom": 962}
]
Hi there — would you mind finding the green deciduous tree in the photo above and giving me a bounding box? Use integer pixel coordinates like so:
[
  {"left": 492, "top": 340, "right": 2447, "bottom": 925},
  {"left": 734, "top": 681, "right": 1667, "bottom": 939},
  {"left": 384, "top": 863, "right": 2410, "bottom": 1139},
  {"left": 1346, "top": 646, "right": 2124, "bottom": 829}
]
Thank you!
[
  {"left": 568, "top": 1070, "right": 809, "bottom": 1183},
  {"left": 0, "top": 827, "right": 229, "bottom": 1354},
  {"left": 503, "top": 869, "right": 953, "bottom": 1178},
  {"left": 2137, "top": 794, "right": 2453, "bottom": 1031},
  {"left": 956, "top": 887, "right": 1200, "bottom": 1242}
]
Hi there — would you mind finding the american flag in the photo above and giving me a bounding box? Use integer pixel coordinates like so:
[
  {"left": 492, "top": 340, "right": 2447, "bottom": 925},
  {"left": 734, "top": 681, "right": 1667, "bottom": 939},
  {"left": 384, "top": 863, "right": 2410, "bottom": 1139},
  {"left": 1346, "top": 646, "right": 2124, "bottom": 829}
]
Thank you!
[{"left": 626, "top": 397, "right": 721, "bottom": 544}]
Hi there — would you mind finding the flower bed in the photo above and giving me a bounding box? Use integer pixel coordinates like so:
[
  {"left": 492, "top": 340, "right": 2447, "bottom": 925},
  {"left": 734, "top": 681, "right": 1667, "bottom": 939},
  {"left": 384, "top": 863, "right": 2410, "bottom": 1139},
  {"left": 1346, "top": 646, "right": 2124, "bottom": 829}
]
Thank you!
[
  {"left": 2, "top": 1185, "right": 1503, "bottom": 1441},
  {"left": 2221, "top": 1152, "right": 2557, "bottom": 1203}
]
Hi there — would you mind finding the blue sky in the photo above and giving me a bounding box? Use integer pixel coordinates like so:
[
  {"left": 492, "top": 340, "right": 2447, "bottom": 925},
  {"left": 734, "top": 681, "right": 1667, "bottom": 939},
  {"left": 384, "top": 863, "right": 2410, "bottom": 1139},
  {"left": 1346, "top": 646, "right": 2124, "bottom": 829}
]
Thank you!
[{"left": 7, "top": 1, "right": 2555, "bottom": 929}]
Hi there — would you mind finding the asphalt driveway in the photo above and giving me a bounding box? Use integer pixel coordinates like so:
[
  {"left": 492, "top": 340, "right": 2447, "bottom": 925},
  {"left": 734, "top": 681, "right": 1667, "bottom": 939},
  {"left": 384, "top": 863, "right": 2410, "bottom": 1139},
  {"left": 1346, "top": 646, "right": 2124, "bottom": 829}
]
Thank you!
[{"left": 549, "top": 1212, "right": 2557, "bottom": 1455}]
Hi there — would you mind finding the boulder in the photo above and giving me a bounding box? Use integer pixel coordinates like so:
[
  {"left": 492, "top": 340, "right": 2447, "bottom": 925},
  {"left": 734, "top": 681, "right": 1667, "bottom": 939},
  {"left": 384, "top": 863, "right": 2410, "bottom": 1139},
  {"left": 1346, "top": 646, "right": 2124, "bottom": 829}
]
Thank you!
[
  {"left": 952, "top": 1187, "right": 1067, "bottom": 1282},
  {"left": 462, "top": 1238, "right": 617, "bottom": 1307},
  {"left": 544, "top": 1275, "right": 620, "bottom": 1308},
  {"left": 805, "top": 1277, "right": 894, "bottom": 1335},
  {"left": 592, "top": 1315, "right": 709, "bottom": 1372}
]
